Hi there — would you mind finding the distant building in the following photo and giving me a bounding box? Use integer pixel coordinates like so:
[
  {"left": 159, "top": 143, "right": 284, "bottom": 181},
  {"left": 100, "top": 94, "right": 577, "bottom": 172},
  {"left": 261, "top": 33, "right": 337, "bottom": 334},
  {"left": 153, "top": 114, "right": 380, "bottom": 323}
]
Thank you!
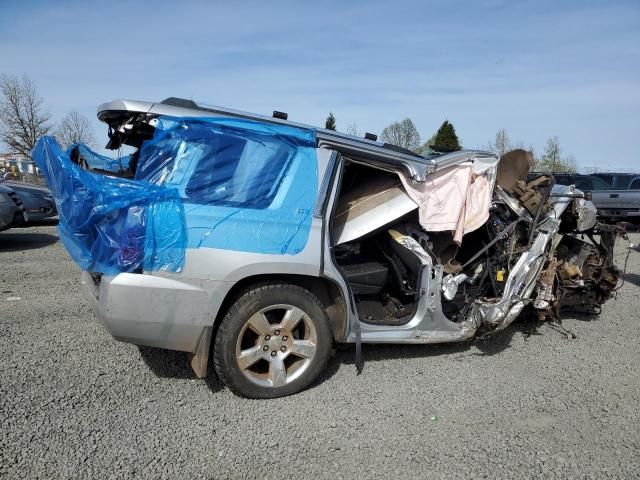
[
  {"left": 0, "top": 152, "right": 44, "bottom": 184},
  {"left": 0, "top": 153, "right": 40, "bottom": 172}
]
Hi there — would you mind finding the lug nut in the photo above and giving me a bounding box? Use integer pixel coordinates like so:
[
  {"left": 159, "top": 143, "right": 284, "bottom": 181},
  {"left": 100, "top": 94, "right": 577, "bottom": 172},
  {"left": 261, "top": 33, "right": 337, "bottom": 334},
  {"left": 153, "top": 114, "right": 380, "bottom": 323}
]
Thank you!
[
  {"left": 265, "top": 335, "right": 271, "bottom": 341},
  {"left": 263, "top": 345, "right": 269, "bottom": 351},
  {"left": 282, "top": 336, "right": 288, "bottom": 341},
  {"left": 271, "top": 351, "right": 277, "bottom": 357},
  {"left": 274, "top": 330, "right": 280, "bottom": 336},
  {"left": 280, "top": 346, "right": 286, "bottom": 352}
]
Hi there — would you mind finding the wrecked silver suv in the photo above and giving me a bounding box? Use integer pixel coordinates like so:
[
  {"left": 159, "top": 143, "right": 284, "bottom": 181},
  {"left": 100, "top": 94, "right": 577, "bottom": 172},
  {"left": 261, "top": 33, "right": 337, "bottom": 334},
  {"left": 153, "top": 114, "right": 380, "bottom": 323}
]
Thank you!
[{"left": 33, "top": 98, "right": 623, "bottom": 398}]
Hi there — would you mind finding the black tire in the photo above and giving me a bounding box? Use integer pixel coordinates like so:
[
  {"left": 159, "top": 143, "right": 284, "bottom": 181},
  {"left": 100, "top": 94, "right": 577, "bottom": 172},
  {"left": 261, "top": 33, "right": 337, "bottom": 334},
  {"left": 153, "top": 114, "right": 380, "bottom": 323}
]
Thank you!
[{"left": 213, "top": 283, "right": 333, "bottom": 398}]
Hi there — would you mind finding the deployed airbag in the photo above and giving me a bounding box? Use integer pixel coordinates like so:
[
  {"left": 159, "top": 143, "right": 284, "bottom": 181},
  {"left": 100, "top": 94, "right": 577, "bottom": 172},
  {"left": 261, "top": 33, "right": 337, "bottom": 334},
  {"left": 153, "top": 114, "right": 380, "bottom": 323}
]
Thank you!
[{"left": 399, "top": 157, "right": 498, "bottom": 244}]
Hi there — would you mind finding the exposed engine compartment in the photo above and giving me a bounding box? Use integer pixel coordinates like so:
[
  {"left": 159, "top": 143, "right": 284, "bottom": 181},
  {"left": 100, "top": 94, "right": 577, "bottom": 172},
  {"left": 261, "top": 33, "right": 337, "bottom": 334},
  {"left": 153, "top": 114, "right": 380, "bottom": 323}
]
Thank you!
[
  {"left": 535, "top": 225, "right": 622, "bottom": 318},
  {"left": 332, "top": 157, "right": 624, "bottom": 333}
]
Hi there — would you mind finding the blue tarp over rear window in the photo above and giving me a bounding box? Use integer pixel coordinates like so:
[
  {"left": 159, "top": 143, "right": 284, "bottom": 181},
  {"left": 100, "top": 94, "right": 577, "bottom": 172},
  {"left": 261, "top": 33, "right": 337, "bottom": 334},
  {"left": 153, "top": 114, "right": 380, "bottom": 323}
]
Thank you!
[
  {"left": 135, "top": 116, "right": 318, "bottom": 255},
  {"left": 32, "top": 115, "right": 318, "bottom": 274}
]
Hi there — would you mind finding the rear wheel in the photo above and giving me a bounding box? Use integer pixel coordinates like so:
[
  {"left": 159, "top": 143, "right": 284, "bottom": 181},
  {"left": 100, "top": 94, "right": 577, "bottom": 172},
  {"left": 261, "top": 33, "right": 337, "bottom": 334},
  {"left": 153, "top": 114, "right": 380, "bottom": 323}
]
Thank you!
[{"left": 213, "top": 283, "right": 332, "bottom": 398}]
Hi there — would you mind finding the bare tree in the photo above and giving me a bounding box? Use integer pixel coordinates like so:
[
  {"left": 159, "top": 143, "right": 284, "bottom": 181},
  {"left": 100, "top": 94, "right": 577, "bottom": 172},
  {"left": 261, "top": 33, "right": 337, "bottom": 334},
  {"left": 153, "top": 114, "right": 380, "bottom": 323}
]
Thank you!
[
  {"left": 544, "top": 136, "right": 561, "bottom": 164},
  {"left": 55, "top": 110, "right": 97, "bottom": 149},
  {"left": 346, "top": 122, "right": 361, "bottom": 137},
  {"left": 0, "top": 74, "right": 52, "bottom": 158},
  {"left": 485, "top": 128, "right": 513, "bottom": 156},
  {"left": 493, "top": 128, "right": 511, "bottom": 156},
  {"left": 533, "top": 136, "right": 577, "bottom": 172},
  {"left": 380, "top": 118, "right": 421, "bottom": 152}
]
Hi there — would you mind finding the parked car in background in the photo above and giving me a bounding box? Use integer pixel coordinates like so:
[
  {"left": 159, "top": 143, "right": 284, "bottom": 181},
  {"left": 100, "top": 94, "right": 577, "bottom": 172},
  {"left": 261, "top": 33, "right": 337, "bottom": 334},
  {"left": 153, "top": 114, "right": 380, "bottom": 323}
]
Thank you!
[
  {"left": 591, "top": 189, "right": 640, "bottom": 224},
  {"left": 530, "top": 172, "right": 640, "bottom": 223},
  {"left": 0, "top": 180, "right": 56, "bottom": 222},
  {"left": 0, "top": 184, "right": 27, "bottom": 231},
  {"left": 529, "top": 172, "right": 612, "bottom": 192},
  {"left": 592, "top": 173, "right": 640, "bottom": 190}
]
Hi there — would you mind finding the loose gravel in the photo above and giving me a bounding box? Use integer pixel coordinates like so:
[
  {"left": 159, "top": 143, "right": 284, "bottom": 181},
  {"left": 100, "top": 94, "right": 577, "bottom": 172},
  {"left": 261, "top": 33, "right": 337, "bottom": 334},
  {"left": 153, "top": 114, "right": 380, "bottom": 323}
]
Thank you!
[{"left": 1, "top": 224, "right": 639, "bottom": 479}]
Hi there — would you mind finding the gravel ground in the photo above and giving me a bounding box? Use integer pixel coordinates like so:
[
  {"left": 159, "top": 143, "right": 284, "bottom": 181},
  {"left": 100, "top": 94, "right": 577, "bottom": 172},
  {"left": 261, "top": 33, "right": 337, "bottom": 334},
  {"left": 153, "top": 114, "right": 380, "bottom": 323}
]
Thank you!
[{"left": 1, "top": 224, "right": 639, "bottom": 479}]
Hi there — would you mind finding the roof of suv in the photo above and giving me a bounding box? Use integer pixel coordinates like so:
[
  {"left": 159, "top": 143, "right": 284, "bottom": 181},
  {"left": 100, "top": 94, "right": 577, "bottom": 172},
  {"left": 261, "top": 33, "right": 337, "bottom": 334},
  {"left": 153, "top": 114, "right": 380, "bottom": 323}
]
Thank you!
[{"left": 97, "top": 97, "right": 496, "bottom": 182}]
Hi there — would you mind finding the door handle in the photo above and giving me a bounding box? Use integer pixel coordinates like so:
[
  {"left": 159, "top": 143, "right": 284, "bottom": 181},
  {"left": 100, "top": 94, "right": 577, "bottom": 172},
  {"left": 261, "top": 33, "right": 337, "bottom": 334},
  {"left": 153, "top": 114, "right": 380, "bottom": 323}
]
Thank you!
[{"left": 609, "top": 193, "right": 619, "bottom": 198}]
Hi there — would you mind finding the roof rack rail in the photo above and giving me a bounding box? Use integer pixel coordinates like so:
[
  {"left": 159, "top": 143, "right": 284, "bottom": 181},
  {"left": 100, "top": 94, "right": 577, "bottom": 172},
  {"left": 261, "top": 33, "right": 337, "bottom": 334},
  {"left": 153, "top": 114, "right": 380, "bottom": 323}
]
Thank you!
[{"left": 157, "top": 97, "right": 427, "bottom": 163}]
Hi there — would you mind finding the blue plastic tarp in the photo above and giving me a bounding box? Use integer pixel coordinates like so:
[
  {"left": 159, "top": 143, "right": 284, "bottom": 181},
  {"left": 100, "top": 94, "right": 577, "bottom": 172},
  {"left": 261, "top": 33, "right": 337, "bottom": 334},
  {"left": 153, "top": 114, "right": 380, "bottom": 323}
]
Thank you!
[
  {"left": 33, "top": 137, "right": 186, "bottom": 274},
  {"left": 67, "top": 143, "right": 130, "bottom": 172},
  {"left": 32, "top": 115, "right": 318, "bottom": 274},
  {"left": 135, "top": 116, "right": 318, "bottom": 255}
]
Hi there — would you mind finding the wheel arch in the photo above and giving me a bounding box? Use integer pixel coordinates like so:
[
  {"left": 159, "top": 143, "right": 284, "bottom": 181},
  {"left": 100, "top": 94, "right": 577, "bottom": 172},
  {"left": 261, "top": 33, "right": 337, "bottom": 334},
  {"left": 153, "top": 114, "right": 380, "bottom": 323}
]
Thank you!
[{"left": 213, "top": 274, "right": 349, "bottom": 343}]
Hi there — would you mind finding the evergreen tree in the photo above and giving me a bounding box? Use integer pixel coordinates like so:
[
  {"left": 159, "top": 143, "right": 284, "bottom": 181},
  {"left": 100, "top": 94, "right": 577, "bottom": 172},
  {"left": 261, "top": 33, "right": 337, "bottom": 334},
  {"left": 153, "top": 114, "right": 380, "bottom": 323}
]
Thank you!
[
  {"left": 432, "top": 120, "right": 461, "bottom": 152},
  {"left": 416, "top": 132, "right": 437, "bottom": 155},
  {"left": 325, "top": 112, "right": 336, "bottom": 131}
]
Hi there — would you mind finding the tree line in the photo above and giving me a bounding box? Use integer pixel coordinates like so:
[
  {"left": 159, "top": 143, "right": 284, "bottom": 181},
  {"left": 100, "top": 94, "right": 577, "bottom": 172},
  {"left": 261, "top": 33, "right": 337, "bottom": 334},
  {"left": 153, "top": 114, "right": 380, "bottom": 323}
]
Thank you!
[
  {"left": 326, "top": 112, "right": 461, "bottom": 155},
  {"left": 326, "top": 114, "right": 577, "bottom": 173},
  {"left": 483, "top": 128, "right": 576, "bottom": 173}
]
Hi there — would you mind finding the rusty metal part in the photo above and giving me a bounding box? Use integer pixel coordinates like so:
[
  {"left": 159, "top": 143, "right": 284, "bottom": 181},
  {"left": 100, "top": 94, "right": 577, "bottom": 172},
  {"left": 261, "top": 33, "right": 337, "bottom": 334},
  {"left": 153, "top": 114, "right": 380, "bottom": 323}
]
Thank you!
[
  {"left": 551, "top": 230, "right": 622, "bottom": 315},
  {"left": 558, "top": 262, "right": 581, "bottom": 280},
  {"left": 534, "top": 257, "right": 560, "bottom": 316},
  {"left": 512, "top": 177, "right": 550, "bottom": 215}
]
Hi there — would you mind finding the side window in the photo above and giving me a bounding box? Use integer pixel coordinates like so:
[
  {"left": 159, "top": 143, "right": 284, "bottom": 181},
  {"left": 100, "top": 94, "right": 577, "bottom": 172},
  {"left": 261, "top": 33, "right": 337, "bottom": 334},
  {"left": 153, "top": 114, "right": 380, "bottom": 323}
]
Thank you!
[
  {"left": 183, "top": 134, "right": 294, "bottom": 209},
  {"left": 183, "top": 134, "right": 247, "bottom": 204},
  {"left": 595, "top": 174, "right": 613, "bottom": 188},
  {"left": 573, "top": 177, "right": 593, "bottom": 191},
  {"left": 630, "top": 179, "right": 640, "bottom": 190},
  {"left": 590, "top": 176, "right": 612, "bottom": 191}
]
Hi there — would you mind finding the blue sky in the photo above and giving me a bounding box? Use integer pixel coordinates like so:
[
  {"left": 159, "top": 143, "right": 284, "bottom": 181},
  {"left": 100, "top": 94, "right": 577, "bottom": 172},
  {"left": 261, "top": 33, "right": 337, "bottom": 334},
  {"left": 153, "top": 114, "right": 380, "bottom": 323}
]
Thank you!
[{"left": 1, "top": 0, "right": 639, "bottom": 170}]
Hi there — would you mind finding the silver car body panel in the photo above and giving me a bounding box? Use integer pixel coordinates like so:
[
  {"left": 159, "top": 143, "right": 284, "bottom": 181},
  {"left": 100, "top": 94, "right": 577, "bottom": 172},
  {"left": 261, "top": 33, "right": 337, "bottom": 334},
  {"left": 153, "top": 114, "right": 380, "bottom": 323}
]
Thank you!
[
  {"left": 591, "top": 189, "right": 640, "bottom": 219},
  {"left": 575, "top": 197, "right": 598, "bottom": 231}
]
